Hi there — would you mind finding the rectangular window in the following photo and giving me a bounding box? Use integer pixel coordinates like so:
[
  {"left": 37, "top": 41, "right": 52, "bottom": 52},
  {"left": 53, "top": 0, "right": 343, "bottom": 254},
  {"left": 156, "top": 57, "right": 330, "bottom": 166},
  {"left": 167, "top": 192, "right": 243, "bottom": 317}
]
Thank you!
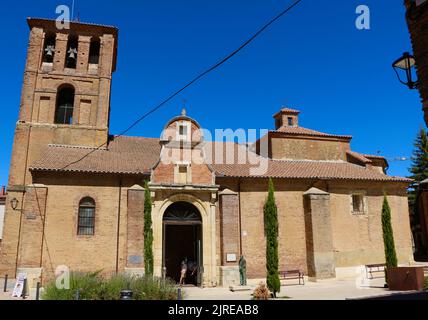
[
  {"left": 179, "top": 125, "right": 188, "bottom": 136},
  {"left": 352, "top": 194, "right": 365, "bottom": 215},
  {"left": 178, "top": 165, "right": 188, "bottom": 184},
  {"left": 287, "top": 117, "right": 294, "bottom": 126},
  {"left": 78, "top": 207, "right": 95, "bottom": 235}
]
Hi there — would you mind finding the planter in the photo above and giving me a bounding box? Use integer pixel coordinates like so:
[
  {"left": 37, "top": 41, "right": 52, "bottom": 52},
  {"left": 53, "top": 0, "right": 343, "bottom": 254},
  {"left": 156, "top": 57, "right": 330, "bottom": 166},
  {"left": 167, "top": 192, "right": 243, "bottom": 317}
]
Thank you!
[{"left": 387, "top": 267, "right": 425, "bottom": 291}]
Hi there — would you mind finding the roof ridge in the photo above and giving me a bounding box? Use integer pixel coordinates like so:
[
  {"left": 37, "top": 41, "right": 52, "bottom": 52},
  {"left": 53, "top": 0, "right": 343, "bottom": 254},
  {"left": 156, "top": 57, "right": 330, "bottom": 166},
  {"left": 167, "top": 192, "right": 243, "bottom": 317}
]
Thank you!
[
  {"left": 269, "top": 158, "right": 347, "bottom": 164},
  {"left": 111, "top": 135, "right": 159, "bottom": 140},
  {"left": 270, "top": 126, "right": 353, "bottom": 139},
  {"left": 48, "top": 144, "right": 108, "bottom": 150}
]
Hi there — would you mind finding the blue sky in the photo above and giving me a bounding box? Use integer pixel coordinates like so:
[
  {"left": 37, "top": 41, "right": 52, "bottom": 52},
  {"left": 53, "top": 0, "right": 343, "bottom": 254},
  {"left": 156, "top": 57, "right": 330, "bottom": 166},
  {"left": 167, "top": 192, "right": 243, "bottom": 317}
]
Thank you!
[{"left": 0, "top": 0, "right": 423, "bottom": 187}]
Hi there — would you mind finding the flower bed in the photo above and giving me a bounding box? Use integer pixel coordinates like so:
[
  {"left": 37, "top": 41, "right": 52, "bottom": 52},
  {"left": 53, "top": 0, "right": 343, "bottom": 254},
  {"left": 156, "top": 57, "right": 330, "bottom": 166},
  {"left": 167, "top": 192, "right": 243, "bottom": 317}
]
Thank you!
[{"left": 42, "top": 271, "right": 178, "bottom": 300}]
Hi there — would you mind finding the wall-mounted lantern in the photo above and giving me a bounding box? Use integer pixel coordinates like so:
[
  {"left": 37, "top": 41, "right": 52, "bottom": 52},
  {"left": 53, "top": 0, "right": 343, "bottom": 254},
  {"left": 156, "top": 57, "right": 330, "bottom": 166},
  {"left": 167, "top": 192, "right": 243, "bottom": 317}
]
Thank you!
[
  {"left": 10, "top": 197, "right": 21, "bottom": 211},
  {"left": 392, "top": 52, "right": 419, "bottom": 89}
]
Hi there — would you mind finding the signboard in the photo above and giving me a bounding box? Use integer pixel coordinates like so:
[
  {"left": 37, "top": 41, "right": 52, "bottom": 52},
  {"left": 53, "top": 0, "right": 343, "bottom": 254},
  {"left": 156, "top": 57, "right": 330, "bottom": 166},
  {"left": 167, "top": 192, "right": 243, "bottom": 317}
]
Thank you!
[{"left": 11, "top": 273, "right": 27, "bottom": 298}]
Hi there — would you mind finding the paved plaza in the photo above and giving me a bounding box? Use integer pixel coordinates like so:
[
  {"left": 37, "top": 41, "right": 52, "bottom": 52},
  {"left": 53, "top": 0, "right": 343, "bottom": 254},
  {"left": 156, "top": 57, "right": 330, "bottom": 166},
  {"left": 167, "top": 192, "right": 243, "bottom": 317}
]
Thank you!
[{"left": 1, "top": 264, "right": 426, "bottom": 300}]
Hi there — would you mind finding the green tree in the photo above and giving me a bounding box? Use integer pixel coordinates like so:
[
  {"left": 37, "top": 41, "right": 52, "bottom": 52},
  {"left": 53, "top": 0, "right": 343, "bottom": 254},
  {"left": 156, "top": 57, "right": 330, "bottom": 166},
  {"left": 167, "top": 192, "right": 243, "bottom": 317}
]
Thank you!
[
  {"left": 408, "top": 128, "right": 428, "bottom": 232},
  {"left": 382, "top": 195, "right": 398, "bottom": 272},
  {"left": 264, "top": 178, "right": 280, "bottom": 297},
  {"left": 409, "top": 128, "right": 428, "bottom": 183},
  {"left": 144, "top": 181, "right": 154, "bottom": 276}
]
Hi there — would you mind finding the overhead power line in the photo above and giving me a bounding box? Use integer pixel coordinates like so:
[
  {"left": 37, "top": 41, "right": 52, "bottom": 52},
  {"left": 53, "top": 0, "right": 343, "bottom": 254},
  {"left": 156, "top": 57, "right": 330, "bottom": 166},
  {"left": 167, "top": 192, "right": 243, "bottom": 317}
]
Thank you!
[{"left": 60, "top": 0, "right": 304, "bottom": 170}]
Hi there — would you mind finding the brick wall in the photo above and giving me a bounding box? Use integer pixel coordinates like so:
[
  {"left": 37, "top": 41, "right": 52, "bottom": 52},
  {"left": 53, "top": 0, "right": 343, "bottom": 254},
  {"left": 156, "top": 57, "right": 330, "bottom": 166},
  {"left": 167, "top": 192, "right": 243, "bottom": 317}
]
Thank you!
[
  {"left": 270, "top": 136, "right": 350, "bottom": 161},
  {"left": 405, "top": 0, "right": 428, "bottom": 124}
]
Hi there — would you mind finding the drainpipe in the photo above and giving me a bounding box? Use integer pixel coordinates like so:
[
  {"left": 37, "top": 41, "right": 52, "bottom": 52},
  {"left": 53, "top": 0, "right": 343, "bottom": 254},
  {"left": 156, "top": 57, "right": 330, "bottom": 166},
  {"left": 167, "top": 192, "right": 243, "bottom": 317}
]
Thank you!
[{"left": 115, "top": 176, "right": 123, "bottom": 274}]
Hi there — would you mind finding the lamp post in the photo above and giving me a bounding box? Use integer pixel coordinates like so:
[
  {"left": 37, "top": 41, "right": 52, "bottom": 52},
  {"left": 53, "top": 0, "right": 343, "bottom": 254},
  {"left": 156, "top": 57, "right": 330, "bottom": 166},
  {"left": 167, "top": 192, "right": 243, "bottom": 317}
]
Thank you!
[{"left": 392, "top": 52, "right": 419, "bottom": 89}]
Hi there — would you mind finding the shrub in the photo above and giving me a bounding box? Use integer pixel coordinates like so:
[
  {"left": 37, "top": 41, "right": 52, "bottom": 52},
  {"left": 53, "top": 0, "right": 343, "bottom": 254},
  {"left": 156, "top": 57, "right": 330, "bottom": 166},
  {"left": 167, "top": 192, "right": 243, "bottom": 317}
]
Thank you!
[
  {"left": 42, "top": 272, "right": 178, "bottom": 300},
  {"left": 42, "top": 271, "right": 103, "bottom": 300},
  {"left": 252, "top": 282, "right": 270, "bottom": 300},
  {"left": 424, "top": 277, "right": 428, "bottom": 291}
]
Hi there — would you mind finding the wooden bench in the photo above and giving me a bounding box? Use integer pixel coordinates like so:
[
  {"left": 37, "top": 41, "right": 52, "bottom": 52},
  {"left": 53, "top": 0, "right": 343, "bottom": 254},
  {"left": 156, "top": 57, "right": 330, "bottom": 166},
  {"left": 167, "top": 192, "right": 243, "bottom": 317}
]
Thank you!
[
  {"left": 279, "top": 270, "right": 305, "bottom": 285},
  {"left": 365, "top": 263, "right": 386, "bottom": 279}
]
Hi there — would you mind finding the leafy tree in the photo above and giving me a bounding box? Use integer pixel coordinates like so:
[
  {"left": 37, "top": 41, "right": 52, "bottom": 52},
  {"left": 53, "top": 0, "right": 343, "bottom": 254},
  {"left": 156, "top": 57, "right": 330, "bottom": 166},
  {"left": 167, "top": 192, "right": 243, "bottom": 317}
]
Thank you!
[
  {"left": 144, "top": 181, "right": 154, "bottom": 276},
  {"left": 382, "top": 195, "right": 398, "bottom": 273},
  {"left": 264, "top": 178, "right": 280, "bottom": 297}
]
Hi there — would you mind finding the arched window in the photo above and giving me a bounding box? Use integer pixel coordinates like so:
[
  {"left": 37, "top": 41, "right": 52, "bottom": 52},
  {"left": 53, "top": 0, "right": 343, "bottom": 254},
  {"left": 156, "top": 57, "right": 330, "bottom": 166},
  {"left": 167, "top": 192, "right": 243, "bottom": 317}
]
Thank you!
[
  {"left": 42, "top": 33, "right": 56, "bottom": 63},
  {"left": 65, "top": 35, "right": 78, "bottom": 69},
  {"left": 55, "top": 86, "right": 75, "bottom": 124},
  {"left": 78, "top": 197, "right": 95, "bottom": 236}
]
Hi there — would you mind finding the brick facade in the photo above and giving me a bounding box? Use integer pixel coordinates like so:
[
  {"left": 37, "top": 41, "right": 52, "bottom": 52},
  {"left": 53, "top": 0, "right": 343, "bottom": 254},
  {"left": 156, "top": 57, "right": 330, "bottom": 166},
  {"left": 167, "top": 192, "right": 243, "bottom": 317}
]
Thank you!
[{"left": 0, "top": 18, "right": 414, "bottom": 288}]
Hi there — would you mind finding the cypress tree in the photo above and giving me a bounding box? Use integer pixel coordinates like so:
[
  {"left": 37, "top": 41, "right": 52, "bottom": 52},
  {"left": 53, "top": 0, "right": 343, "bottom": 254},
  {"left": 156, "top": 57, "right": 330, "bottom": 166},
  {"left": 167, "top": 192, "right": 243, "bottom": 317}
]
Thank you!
[
  {"left": 264, "top": 178, "right": 280, "bottom": 297},
  {"left": 144, "top": 181, "right": 154, "bottom": 276},
  {"left": 382, "top": 195, "right": 398, "bottom": 271}
]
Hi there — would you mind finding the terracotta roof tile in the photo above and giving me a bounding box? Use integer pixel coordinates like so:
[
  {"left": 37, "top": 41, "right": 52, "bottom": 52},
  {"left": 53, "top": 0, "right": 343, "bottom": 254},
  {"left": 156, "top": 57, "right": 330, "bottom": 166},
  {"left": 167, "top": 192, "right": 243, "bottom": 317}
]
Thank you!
[
  {"left": 346, "top": 150, "right": 372, "bottom": 164},
  {"left": 29, "top": 137, "right": 410, "bottom": 183},
  {"left": 279, "top": 107, "right": 301, "bottom": 114},
  {"left": 271, "top": 126, "right": 353, "bottom": 140},
  {"left": 30, "top": 136, "right": 161, "bottom": 175},
  {"left": 207, "top": 143, "right": 410, "bottom": 183}
]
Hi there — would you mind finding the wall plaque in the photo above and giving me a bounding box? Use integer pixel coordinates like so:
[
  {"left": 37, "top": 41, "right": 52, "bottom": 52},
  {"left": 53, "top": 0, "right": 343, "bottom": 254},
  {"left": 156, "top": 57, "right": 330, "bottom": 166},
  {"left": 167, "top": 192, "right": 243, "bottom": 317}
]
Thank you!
[
  {"left": 226, "top": 254, "right": 237, "bottom": 262},
  {"left": 128, "top": 255, "right": 143, "bottom": 265},
  {"left": 25, "top": 213, "right": 37, "bottom": 220}
]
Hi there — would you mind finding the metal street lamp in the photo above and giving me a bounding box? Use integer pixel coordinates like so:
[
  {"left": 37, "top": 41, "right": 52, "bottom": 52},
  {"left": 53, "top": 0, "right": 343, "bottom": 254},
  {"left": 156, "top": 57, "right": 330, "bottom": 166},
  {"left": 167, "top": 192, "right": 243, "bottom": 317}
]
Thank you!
[{"left": 392, "top": 52, "right": 419, "bottom": 89}]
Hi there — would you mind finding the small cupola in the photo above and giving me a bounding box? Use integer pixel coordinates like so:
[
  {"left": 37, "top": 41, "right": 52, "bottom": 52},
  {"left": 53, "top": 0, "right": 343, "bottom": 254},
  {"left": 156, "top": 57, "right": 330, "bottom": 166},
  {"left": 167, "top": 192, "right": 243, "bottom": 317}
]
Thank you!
[
  {"left": 160, "top": 108, "right": 203, "bottom": 145},
  {"left": 273, "top": 107, "right": 300, "bottom": 129}
]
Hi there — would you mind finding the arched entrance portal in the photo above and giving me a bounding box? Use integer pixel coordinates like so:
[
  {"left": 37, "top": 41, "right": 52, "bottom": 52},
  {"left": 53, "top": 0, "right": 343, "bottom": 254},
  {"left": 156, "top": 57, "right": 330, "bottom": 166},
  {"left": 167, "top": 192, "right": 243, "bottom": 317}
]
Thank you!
[{"left": 162, "top": 201, "right": 203, "bottom": 286}]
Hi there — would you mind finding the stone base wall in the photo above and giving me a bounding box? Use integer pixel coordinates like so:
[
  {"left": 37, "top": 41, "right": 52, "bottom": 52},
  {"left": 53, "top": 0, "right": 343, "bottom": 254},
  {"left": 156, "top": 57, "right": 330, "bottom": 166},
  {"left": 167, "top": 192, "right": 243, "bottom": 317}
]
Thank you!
[{"left": 219, "top": 266, "right": 240, "bottom": 287}]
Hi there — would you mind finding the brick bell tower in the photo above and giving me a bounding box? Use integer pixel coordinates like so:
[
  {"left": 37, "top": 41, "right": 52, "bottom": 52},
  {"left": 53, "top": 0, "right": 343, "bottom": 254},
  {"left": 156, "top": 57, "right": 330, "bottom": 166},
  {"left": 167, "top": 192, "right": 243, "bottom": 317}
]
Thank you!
[
  {"left": 1, "top": 18, "right": 118, "bottom": 277},
  {"left": 8, "top": 18, "right": 118, "bottom": 188}
]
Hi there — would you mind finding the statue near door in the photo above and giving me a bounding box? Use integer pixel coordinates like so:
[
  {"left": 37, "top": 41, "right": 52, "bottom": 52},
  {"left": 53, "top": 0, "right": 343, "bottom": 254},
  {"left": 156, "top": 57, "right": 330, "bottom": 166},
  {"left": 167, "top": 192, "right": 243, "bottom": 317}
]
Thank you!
[{"left": 239, "top": 255, "right": 247, "bottom": 286}]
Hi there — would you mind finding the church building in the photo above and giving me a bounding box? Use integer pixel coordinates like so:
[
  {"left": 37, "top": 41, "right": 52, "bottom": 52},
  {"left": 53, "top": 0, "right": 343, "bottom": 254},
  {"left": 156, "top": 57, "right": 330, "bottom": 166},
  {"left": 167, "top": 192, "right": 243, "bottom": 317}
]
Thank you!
[{"left": 0, "top": 18, "right": 414, "bottom": 288}]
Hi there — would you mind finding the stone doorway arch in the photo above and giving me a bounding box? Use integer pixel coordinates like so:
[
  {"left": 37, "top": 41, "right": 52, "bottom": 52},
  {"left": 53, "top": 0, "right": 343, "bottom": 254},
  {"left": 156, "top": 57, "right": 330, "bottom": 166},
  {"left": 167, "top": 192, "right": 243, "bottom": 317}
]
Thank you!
[{"left": 162, "top": 201, "right": 203, "bottom": 286}]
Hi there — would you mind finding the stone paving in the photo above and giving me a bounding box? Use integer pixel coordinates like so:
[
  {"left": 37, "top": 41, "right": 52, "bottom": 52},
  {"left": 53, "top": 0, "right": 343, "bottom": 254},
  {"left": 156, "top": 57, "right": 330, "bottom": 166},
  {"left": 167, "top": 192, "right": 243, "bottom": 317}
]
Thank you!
[
  {"left": 182, "top": 277, "right": 396, "bottom": 300},
  {"left": 0, "top": 263, "right": 426, "bottom": 301}
]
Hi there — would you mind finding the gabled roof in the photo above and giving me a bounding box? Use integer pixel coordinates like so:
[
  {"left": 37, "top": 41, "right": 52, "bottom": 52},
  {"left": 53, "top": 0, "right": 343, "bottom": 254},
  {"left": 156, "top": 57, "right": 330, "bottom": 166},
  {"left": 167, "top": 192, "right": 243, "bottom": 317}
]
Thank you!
[
  {"left": 29, "top": 137, "right": 410, "bottom": 183},
  {"left": 30, "top": 136, "right": 160, "bottom": 175}
]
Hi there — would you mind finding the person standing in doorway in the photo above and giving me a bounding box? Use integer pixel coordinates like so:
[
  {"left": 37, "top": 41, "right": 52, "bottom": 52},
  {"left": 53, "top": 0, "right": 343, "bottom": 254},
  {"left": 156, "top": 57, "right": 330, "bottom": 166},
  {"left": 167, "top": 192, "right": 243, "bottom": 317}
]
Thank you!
[{"left": 179, "top": 257, "right": 188, "bottom": 286}]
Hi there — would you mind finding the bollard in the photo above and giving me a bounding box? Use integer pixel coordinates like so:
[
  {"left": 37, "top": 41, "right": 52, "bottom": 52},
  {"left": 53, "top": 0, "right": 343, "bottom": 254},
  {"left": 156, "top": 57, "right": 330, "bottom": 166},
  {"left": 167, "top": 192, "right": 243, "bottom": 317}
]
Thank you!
[
  {"left": 22, "top": 278, "right": 27, "bottom": 299},
  {"left": 3, "top": 274, "right": 8, "bottom": 292},
  {"left": 177, "top": 288, "right": 182, "bottom": 301},
  {"left": 120, "top": 290, "right": 133, "bottom": 300},
  {"left": 35, "top": 282, "right": 41, "bottom": 301}
]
